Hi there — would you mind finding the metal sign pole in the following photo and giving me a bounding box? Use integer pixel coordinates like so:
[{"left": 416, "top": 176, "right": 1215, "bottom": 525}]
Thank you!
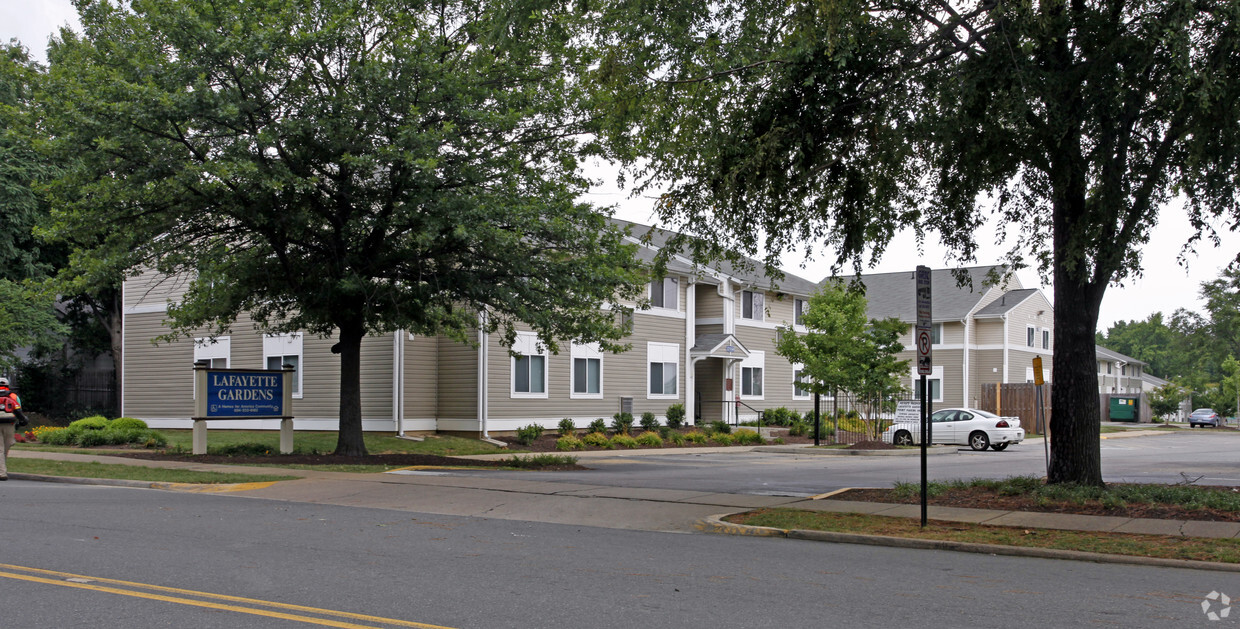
[
  {"left": 813, "top": 392, "right": 821, "bottom": 447},
  {"left": 920, "top": 374, "right": 928, "bottom": 527}
]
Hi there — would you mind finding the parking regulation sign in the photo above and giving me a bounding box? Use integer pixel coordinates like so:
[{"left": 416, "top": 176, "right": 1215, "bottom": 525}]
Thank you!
[{"left": 916, "top": 266, "right": 932, "bottom": 375}]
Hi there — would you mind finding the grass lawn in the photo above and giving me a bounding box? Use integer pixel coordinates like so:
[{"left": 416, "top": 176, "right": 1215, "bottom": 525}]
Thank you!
[
  {"left": 726, "top": 508, "right": 1240, "bottom": 564},
  {"left": 8, "top": 458, "right": 298, "bottom": 484}
]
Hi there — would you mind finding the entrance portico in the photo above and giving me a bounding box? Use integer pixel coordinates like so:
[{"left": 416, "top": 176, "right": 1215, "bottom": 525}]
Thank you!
[{"left": 690, "top": 333, "right": 749, "bottom": 425}]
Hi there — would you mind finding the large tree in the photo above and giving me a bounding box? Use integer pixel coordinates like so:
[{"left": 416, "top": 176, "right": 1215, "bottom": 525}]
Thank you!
[
  {"left": 40, "top": 0, "right": 645, "bottom": 454},
  {"left": 593, "top": 0, "right": 1240, "bottom": 484}
]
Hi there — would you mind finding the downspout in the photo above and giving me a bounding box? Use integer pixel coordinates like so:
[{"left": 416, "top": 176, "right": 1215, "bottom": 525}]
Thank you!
[
  {"left": 1002, "top": 313, "right": 1009, "bottom": 384},
  {"left": 392, "top": 330, "right": 422, "bottom": 441},
  {"left": 686, "top": 277, "right": 696, "bottom": 425}
]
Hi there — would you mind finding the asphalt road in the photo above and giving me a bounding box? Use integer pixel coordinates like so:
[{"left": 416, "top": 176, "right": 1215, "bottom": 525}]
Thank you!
[
  {"left": 0, "top": 480, "right": 1232, "bottom": 628},
  {"left": 468, "top": 431, "right": 1240, "bottom": 496}
]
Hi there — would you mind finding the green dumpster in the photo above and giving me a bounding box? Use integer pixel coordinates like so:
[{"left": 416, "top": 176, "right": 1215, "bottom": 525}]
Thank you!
[{"left": 1109, "top": 397, "right": 1138, "bottom": 422}]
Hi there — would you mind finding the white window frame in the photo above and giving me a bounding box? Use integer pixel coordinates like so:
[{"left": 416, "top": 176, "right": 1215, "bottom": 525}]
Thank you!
[
  {"left": 263, "top": 333, "right": 304, "bottom": 399},
  {"left": 650, "top": 277, "right": 679, "bottom": 310},
  {"left": 570, "top": 342, "right": 603, "bottom": 399},
  {"left": 739, "top": 350, "right": 765, "bottom": 400},
  {"left": 647, "top": 342, "right": 680, "bottom": 399},
  {"left": 741, "top": 290, "right": 765, "bottom": 321},
  {"left": 1041, "top": 328, "right": 1050, "bottom": 350},
  {"left": 930, "top": 322, "right": 943, "bottom": 345},
  {"left": 910, "top": 365, "right": 944, "bottom": 403},
  {"left": 792, "top": 364, "right": 811, "bottom": 400},
  {"left": 193, "top": 336, "right": 231, "bottom": 399},
  {"left": 1026, "top": 325, "right": 1036, "bottom": 347},
  {"left": 511, "top": 331, "right": 548, "bottom": 399}
]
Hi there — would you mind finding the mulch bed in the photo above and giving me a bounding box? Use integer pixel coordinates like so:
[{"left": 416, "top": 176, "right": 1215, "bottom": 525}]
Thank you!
[{"left": 830, "top": 486, "right": 1240, "bottom": 522}]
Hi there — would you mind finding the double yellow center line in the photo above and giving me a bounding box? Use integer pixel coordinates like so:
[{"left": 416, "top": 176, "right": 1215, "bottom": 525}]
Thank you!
[{"left": 0, "top": 563, "right": 455, "bottom": 629}]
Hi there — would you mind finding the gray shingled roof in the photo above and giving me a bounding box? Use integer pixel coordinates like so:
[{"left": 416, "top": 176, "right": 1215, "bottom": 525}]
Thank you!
[
  {"left": 827, "top": 266, "right": 1010, "bottom": 322},
  {"left": 1096, "top": 345, "right": 1147, "bottom": 366},
  {"left": 972, "top": 289, "right": 1040, "bottom": 317},
  {"left": 610, "top": 218, "right": 821, "bottom": 296}
]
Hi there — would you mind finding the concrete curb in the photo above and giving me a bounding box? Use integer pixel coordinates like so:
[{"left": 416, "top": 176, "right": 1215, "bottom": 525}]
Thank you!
[
  {"left": 5, "top": 473, "right": 277, "bottom": 493},
  {"left": 753, "top": 445, "right": 960, "bottom": 456},
  {"left": 695, "top": 514, "right": 1240, "bottom": 572}
]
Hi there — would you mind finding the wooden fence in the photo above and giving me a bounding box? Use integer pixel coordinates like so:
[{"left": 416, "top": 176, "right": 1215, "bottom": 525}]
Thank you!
[{"left": 978, "top": 383, "right": 1052, "bottom": 434}]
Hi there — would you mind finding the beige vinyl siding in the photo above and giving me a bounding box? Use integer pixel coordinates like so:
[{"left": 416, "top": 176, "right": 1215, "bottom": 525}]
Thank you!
[
  {"left": 1006, "top": 294, "right": 1054, "bottom": 349},
  {"left": 124, "top": 268, "right": 192, "bottom": 309},
  {"left": 969, "top": 349, "right": 1005, "bottom": 407},
  {"left": 765, "top": 292, "right": 802, "bottom": 326},
  {"left": 974, "top": 321, "right": 1005, "bottom": 345},
  {"left": 939, "top": 321, "right": 965, "bottom": 345},
  {"left": 122, "top": 312, "right": 195, "bottom": 418},
  {"left": 403, "top": 334, "right": 438, "bottom": 422},
  {"left": 695, "top": 284, "right": 724, "bottom": 319},
  {"left": 730, "top": 327, "right": 813, "bottom": 414},
  {"left": 970, "top": 274, "right": 1023, "bottom": 312},
  {"left": 484, "top": 312, "right": 687, "bottom": 429},
  {"left": 436, "top": 337, "right": 478, "bottom": 421}
]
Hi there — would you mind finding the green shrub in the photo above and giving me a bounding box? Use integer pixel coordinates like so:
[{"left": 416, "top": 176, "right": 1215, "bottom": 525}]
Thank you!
[
  {"left": 665, "top": 403, "right": 686, "bottom": 429},
  {"left": 668, "top": 431, "right": 687, "bottom": 446},
  {"left": 557, "top": 418, "right": 576, "bottom": 437},
  {"left": 788, "top": 421, "right": 806, "bottom": 437},
  {"left": 142, "top": 431, "right": 168, "bottom": 448},
  {"left": 40, "top": 428, "right": 79, "bottom": 446},
  {"left": 612, "top": 434, "right": 639, "bottom": 449},
  {"left": 76, "top": 430, "right": 112, "bottom": 447},
  {"left": 502, "top": 454, "right": 579, "bottom": 468},
  {"left": 635, "top": 431, "right": 664, "bottom": 447},
  {"left": 556, "top": 436, "right": 585, "bottom": 451},
  {"left": 582, "top": 432, "right": 613, "bottom": 448},
  {"left": 709, "top": 420, "right": 732, "bottom": 434},
  {"left": 763, "top": 407, "right": 800, "bottom": 426},
  {"left": 515, "top": 424, "right": 545, "bottom": 446},
  {"left": 109, "top": 417, "right": 149, "bottom": 431},
  {"left": 710, "top": 433, "right": 735, "bottom": 446},
  {"left": 588, "top": 418, "right": 608, "bottom": 434},
  {"left": 685, "top": 431, "right": 709, "bottom": 444},
  {"left": 733, "top": 428, "right": 764, "bottom": 445},
  {"left": 640, "top": 411, "right": 659, "bottom": 432},
  {"left": 611, "top": 412, "right": 634, "bottom": 435},
  {"left": 69, "top": 416, "right": 109, "bottom": 431}
]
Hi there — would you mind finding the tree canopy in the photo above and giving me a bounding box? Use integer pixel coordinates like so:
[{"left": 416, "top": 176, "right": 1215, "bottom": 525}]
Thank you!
[
  {"left": 593, "top": 0, "right": 1240, "bottom": 484},
  {"left": 40, "top": 0, "right": 645, "bottom": 454}
]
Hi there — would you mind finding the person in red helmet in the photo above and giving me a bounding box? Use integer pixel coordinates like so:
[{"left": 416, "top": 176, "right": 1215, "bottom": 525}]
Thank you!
[{"left": 0, "top": 377, "right": 29, "bottom": 481}]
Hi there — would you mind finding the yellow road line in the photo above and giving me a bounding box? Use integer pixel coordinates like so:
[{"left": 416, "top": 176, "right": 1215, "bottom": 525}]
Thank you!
[
  {"left": 0, "top": 564, "right": 454, "bottom": 629},
  {"left": 158, "top": 481, "right": 280, "bottom": 493}
]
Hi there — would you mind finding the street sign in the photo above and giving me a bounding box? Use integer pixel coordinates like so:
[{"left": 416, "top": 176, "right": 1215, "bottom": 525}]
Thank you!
[
  {"left": 916, "top": 265, "right": 932, "bottom": 375},
  {"left": 1032, "top": 356, "right": 1044, "bottom": 386}
]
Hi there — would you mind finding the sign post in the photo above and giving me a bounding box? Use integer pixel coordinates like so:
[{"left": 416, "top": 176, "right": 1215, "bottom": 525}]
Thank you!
[
  {"left": 1033, "top": 356, "right": 1048, "bottom": 478},
  {"left": 193, "top": 365, "right": 295, "bottom": 455},
  {"left": 915, "top": 265, "right": 932, "bottom": 527}
]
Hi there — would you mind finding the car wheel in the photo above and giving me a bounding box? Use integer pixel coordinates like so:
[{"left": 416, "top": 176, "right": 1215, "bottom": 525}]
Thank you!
[
  {"left": 1191, "top": 423, "right": 1198, "bottom": 428},
  {"left": 990, "top": 443, "right": 1008, "bottom": 451},
  {"left": 969, "top": 431, "right": 990, "bottom": 451},
  {"left": 893, "top": 430, "right": 913, "bottom": 446}
]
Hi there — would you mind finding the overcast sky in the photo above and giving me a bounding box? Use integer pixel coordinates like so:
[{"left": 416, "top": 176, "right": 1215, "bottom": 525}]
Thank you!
[{"left": 7, "top": 0, "right": 1236, "bottom": 333}]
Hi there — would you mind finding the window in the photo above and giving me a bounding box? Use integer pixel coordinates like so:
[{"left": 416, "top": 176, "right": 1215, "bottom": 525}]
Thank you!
[
  {"left": 193, "top": 336, "right": 230, "bottom": 399},
  {"left": 741, "top": 290, "right": 764, "bottom": 321},
  {"left": 794, "top": 298, "right": 807, "bottom": 327},
  {"left": 263, "top": 333, "right": 303, "bottom": 398},
  {"left": 1121, "top": 364, "right": 1127, "bottom": 376},
  {"left": 650, "top": 277, "right": 678, "bottom": 309},
  {"left": 739, "top": 350, "right": 765, "bottom": 399},
  {"left": 571, "top": 343, "right": 602, "bottom": 399},
  {"left": 511, "top": 332, "right": 548, "bottom": 397},
  {"left": 1041, "top": 328, "right": 1050, "bottom": 350},
  {"left": 647, "top": 342, "right": 679, "bottom": 398},
  {"left": 1026, "top": 326, "right": 1036, "bottom": 347},
  {"left": 1107, "top": 362, "right": 1112, "bottom": 374},
  {"left": 910, "top": 365, "right": 944, "bottom": 403},
  {"left": 931, "top": 323, "right": 942, "bottom": 345},
  {"left": 793, "top": 366, "right": 811, "bottom": 399}
]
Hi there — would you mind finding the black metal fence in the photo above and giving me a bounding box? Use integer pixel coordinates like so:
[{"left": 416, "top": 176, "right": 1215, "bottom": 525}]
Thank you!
[
  {"left": 13, "top": 368, "right": 117, "bottom": 422},
  {"left": 702, "top": 392, "right": 918, "bottom": 446}
]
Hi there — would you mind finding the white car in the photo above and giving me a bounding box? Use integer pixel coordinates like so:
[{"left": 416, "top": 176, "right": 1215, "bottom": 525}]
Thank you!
[{"left": 882, "top": 408, "right": 1024, "bottom": 451}]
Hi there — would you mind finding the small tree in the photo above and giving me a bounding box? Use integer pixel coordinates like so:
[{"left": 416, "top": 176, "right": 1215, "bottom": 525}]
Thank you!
[
  {"left": 1147, "top": 383, "right": 1186, "bottom": 423},
  {"left": 776, "top": 281, "right": 909, "bottom": 439}
]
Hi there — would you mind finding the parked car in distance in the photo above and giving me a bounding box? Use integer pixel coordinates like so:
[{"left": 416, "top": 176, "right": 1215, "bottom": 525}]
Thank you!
[
  {"left": 882, "top": 408, "right": 1025, "bottom": 451},
  {"left": 1189, "top": 408, "right": 1221, "bottom": 428}
]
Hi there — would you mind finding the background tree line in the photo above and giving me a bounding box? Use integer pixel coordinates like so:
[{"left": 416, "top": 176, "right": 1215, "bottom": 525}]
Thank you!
[{"left": 1097, "top": 266, "right": 1240, "bottom": 417}]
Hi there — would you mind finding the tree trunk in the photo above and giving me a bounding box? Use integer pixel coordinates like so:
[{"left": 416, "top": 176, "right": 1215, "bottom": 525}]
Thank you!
[
  {"left": 1048, "top": 194, "right": 1107, "bottom": 486},
  {"left": 333, "top": 318, "right": 368, "bottom": 456}
]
